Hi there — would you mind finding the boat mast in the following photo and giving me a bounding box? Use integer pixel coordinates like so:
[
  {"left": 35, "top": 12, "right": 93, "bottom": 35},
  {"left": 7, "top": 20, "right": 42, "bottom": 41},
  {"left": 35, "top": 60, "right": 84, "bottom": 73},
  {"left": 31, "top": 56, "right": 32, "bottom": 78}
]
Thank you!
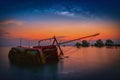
[{"left": 20, "top": 38, "right": 22, "bottom": 47}]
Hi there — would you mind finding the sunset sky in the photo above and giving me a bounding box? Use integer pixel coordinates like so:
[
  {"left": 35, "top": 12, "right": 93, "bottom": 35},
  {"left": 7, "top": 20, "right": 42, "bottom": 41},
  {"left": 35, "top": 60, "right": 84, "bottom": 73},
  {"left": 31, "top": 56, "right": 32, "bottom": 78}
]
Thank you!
[{"left": 0, "top": 0, "right": 120, "bottom": 46}]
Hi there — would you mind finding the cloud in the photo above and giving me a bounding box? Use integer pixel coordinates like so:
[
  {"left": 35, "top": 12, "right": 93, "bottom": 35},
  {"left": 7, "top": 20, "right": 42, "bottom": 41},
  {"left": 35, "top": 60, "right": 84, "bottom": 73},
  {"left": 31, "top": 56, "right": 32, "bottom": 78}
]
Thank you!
[
  {"left": 0, "top": 20, "right": 25, "bottom": 40},
  {"left": 56, "top": 11, "right": 75, "bottom": 17},
  {"left": 0, "top": 20, "right": 24, "bottom": 27},
  {"left": 0, "top": 29, "right": 10, "bottom": 38}
]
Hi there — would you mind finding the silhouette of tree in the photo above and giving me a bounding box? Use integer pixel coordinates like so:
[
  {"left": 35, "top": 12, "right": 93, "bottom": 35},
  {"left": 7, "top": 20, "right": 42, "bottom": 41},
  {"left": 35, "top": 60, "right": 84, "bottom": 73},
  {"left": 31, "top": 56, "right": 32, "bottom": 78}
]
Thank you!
[
  {"left": 94, "top": 39, "right": 104, "bottom": 47},
  {"left": 82, "top": 40, "right": 90, "bottom": 47},
  {"left": 75, "top": 42, "right": 81, "bottom": 48},
  {"left": 105, "top": 39, "right": 114, "bottom": 46}
]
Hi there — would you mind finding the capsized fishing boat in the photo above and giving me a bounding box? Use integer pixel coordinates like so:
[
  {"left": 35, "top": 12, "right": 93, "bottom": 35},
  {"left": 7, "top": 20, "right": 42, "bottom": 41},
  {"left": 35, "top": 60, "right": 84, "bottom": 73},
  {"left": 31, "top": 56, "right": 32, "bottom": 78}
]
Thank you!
[
  {"left": 8, "top": 33, "right": 100, "bottom": 65},
  {"left": 9, "top": 45, "right": 59, "bottom": 65}
]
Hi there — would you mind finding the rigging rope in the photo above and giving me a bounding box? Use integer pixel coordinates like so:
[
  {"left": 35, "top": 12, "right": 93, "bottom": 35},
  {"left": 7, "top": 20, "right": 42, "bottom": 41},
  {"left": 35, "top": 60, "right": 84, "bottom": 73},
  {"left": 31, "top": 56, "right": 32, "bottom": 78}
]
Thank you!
[{"left": 60, "top": 35, "right": 98, "bottom": 56}]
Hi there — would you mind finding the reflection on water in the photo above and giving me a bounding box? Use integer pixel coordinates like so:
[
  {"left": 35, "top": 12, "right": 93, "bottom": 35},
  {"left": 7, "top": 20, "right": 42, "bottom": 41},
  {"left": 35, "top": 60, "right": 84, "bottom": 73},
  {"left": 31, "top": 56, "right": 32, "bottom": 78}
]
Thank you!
[
  {"left": 9, "top": 63, "right": 59, "bottom": 80},
  {"left": 0, "top": 47, "right": 120, "bottom": 80}
]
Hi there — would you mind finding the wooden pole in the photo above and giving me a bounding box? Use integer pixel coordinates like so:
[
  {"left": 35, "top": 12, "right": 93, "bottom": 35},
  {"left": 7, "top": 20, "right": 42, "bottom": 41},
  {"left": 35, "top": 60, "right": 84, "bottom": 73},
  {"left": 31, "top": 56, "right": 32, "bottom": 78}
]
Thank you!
[
  {"left": 52, "top": 39, "right": 55, "bottom": 45},
  {"left": 20, "top": 38, "right": 21, "bottom": 47},
  {"left": 38, "top": 41, "right": 41, "bottom": 46},
  {"left": 59, "top": 33, "right": 100, "bottom": 45},
  {"left": 53, "top": 36, "right": 64, "bottom": 56}
]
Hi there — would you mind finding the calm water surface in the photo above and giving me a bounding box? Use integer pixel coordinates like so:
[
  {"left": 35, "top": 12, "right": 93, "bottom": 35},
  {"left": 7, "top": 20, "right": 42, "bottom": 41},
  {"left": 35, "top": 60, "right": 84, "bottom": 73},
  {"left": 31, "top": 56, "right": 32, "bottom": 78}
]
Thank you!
[{"left": 0, "top": 47, "right": 120, "bottom": 80}]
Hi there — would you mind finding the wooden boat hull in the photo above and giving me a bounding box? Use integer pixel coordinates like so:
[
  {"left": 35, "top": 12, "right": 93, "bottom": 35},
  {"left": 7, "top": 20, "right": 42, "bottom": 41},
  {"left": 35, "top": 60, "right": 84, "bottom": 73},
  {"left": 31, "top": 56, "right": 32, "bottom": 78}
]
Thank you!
[{"left": 9, "top": 46, "right": 59, "bottom": 65}]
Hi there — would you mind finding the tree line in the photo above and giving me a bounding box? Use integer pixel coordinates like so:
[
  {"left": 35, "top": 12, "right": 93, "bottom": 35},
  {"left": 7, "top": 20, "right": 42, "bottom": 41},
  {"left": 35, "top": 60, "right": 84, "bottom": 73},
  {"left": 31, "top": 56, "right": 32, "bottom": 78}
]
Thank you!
[{"left": 75, "top": 39, "right": 120, "bottom": 48}]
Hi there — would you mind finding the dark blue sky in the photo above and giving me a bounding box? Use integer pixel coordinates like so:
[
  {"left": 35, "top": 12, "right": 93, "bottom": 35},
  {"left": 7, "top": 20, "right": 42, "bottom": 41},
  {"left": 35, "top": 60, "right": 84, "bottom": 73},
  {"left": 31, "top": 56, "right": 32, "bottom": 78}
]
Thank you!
[
  {"left": 0, "top": 0, "right": 120, "bottom": 21},
  {"left": 0, "top": 0, "right": 120, "bottom": 46}
]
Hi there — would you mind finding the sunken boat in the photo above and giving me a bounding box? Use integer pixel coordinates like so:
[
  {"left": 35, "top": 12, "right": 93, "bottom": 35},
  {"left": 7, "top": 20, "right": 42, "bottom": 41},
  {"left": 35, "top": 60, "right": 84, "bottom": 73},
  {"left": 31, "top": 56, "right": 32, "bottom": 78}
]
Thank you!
[
  {"left": 9, "top": 33, "right": 99, "bottom": 65},
  {"left": 9, "top": 45, "right": 59, "bottom": 65}
]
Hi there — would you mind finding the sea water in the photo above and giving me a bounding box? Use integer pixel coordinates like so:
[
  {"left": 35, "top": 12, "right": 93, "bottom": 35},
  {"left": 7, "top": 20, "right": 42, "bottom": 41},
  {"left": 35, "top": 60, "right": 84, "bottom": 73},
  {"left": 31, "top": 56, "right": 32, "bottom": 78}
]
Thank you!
[{"left": 0, "top": 46, "right": 120, "bottom": 80}]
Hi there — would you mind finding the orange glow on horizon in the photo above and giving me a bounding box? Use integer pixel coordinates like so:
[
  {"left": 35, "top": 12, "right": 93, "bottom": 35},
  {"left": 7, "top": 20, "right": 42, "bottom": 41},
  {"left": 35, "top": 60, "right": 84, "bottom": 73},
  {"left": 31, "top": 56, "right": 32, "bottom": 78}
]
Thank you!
[{"left": 1, "top": 20, "right": 120, "bottom": 40}]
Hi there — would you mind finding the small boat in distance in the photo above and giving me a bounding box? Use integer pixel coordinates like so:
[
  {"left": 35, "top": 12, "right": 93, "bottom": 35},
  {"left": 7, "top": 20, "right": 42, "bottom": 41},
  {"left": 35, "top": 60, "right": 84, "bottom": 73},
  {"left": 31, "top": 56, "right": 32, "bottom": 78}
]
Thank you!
[{"left": 9, "top": 33, "right": 100, "bottom": 65}]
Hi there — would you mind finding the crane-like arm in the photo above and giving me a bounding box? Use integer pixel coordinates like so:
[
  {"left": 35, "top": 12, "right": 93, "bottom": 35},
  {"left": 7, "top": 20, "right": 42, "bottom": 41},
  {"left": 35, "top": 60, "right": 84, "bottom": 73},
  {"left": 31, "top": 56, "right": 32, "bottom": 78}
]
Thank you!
[{"left": 59, "top": 33, "right": 100, "bottom": 45}]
